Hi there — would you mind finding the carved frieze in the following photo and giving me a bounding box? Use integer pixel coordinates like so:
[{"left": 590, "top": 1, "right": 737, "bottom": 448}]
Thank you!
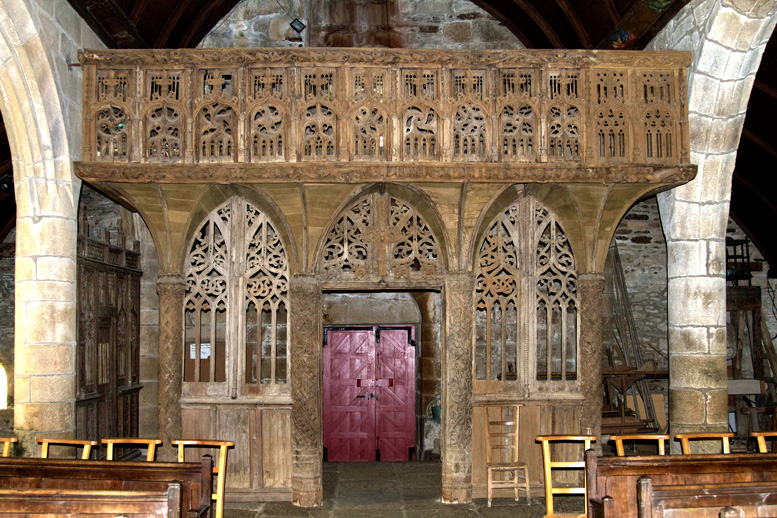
[{"left": 79, "top": 48, "right": 691, "bottom": 172}]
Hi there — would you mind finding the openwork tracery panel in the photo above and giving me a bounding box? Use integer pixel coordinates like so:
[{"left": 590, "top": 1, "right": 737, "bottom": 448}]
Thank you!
[
  {"left": 302, "top": 70, "right": 338, "bottom": 160},
  {"left": 499, "top": 69, "right": 537, "bottom": 162},
  {"left": 639, "top": 71, "right": 679, "bottom": 162},
  {"left": 352, "top": 68, "right": 389, "bottom": 160},
  {"left": 184, "top": 198, "right": 289, "bottom": 397},
  {"left": 535, "top": 205, "right": 578, "bottom": 382},
  {"left": 401, "top": 69, "right": 439, "bottom": 160},
  {"left": 319, "top": 191, "right": 442, "bottom": 280},
  {"left": 594, "top": 70, "right": 629, "bottom": 160},
  {"left": 146, "top": 103, "right": 183, "bottom": 162},
  {"left": 547, "top": 70, "right": 581, "bottom": 161},
  {"left": 389, "top": 198, "right": 440, "bottom": 277},
  {"left": 244, "top": 203, "right": 289, "bottom": 387},
  {"left": 474, "top": 196, "right": 578, "bottom": 392},
  {"left": 248, "top": 68, "right": 288, "bottom": 162},
  {"left": 95, "top": 70, "right": 132, "bottom": 162}
]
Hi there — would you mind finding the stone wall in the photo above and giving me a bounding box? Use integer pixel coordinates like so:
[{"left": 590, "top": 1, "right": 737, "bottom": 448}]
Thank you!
[
  {"left": 614, "top": 197, "right": 669, "bottom": 370},
  {"left": 0, "top": 229, "right": 14, "bottom": 433},
  {"left": 137, "top": 219, "right": 159, "bottom": 438},
  {"left": 199, "top": 0, "right": 521, "bottom": 49}
]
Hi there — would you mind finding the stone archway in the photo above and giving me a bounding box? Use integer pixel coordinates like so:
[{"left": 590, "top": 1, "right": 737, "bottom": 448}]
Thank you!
[
  {"left": 0, "top": 0, "right": 82, "bottom": 454},
  {"left": 648, "top": 0, "right": 777, "bottom": 442}
]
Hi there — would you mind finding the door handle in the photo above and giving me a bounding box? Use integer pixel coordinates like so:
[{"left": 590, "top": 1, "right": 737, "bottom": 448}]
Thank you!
[{"left": 356, "top": 394, "right": 379, "bottom": 399}]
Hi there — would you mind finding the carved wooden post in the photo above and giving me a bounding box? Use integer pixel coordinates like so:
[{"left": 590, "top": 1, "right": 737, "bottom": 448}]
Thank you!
[
  {"left": 289, "top": 275, "right": 323, "bottom": 507},
  {"left": 157, "top": 275, "right": 185, "bottom": 461},
  {"left": 441, "top": 273, "right": 474, "bottom": 503},
  {"left": 578, "top": 273, "right": 605, "bottom": 438}
]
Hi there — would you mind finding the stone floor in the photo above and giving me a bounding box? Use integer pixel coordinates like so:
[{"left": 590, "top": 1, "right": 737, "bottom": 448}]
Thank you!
[{"left": 224, "top": 461, "right": 585, "bottom": 517}]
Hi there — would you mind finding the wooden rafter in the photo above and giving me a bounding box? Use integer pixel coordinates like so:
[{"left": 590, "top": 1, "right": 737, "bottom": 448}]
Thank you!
[
  {"left": 554, "top": 0, "right": 593, "bottom": 48},
  {"left": 154, "top": 0, "right": 192, "bottom": 48},
  {"left": 742, "top": 127, "right": 777, "bottom": 162},
  {"left": 179, "top": 0, "right": 234, "bottom": 48},
  {"left": 66, "top": 0, "right": 148, "bottom": 49},
  {"left": 511, "top": 0, "right": 564, "bottom": 48},
  {"left": 754, "top": 79, "right": 777, "bottom": 101}
]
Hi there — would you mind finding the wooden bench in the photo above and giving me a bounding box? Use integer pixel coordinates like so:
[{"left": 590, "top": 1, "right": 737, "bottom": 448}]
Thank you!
[
  {"left": 0, "top": 456, "right": 212, "bottom": 518},
  {"left": 637, "top": 477, "right": 777, "bottom": 517},
  {"left": 0, "top": 483, "right": 182, "bottom": 517},
  {"left": 586, "top": 450, "right": 777, "bottom": 518}
]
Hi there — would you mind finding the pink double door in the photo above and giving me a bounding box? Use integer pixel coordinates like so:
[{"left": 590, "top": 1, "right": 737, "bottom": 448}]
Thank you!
[{"left": 323, "top": 326, "right": 416, "bottom": 462}]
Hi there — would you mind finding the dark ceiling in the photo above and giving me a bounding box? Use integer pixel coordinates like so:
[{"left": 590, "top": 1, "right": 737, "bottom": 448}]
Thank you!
[{"left": 1, "top": 0, "right": 773, "bottom": 273}]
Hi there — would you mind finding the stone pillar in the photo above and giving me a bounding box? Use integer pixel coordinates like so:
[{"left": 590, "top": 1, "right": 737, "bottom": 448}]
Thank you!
[
  {"left": 14, "top": 213, "right": 78, "bottom": 455},
  {"left": 156, "top": 275, "right": 185, "bottom": 461},
  {"left": 664, "top": 220, "right": 729, "bottom": 451},
  {"left": 578, "top": 274, "right": 605, "bottom": 439},
  {"left": 441, "top": 273, "right": 474, "bottom": 504},
  {"left": 289, "top": 275, "right": 323, "bottom": 507}
]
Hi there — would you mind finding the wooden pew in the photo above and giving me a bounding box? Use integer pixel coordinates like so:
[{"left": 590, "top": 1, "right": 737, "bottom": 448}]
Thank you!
[
  {"left": 636, "top": 476, "right": 777, "bottom": 517},
  {"left": 0, "top": 483, "right": 182, "bottom": 517},
  {"left": 586, "top": 450, "right": 777, "bottom": 518},
  {"left": 0, "top": 457, "right": 212, "bottom": 518}
]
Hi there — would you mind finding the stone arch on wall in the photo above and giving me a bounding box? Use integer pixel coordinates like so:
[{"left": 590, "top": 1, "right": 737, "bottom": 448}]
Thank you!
[
  {"left": 314, "top": 183, "right": 451, "bottom": 280},
  {"left": 0, "top": 0, "right": 80, "bottom": 452}
]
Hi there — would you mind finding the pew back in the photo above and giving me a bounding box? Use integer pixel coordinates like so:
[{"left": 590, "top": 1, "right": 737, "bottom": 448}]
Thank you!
[
  {"left": 0, "top": 457, "right": 211, "bottom": 517},
  {"left": 637, "top": 476, "right": 777, "bottom": 518},
  {"left": 0, "top": 484, "right": 182, "bottom": 517},
  {"left": 586, "top": 451, "right": 777, "bottom": 518}
]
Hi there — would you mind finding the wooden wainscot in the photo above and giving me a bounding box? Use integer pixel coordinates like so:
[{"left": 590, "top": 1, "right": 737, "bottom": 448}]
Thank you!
[
  {"left": 0, "top": 456, "right": 212, "bottom": 517},
  {"left": 586, "top": 450, "right": 777, "bottom": 518}
]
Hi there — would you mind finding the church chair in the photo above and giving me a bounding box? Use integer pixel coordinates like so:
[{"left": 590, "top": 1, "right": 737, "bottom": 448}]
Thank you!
[
  {"left": 675, "top": 432, "right": 733, "bottom": 454},
  {"left": 38, "top": 438, "right": 98, "bottom": 459},
  {"left": 536, "top": 434, "right": 596, "bottom": 518},
  {"left": 0, "top": 436, "right": 16, "bottom": 457},
  {"left": 172, "top": 439, "right": 234, "bottom": 518},
  {"left": 102, "top": 437, "right": 162, "bottom": 461},
  {"left": 609, "top": 434, "right": 670, "bottom": 456},
  {"left": 751, "top": 431, "right": 777, "bottom": 453},
  {"left": 482, "top": 404, "right": 530, "bottom": 507}
]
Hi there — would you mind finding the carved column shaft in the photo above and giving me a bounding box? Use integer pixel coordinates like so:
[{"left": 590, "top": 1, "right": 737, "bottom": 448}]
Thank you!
[
  {"left": 289, "top": 275, "right": 323, "bottom": 507},
  {"left": 441, "top": 273, "right": 474, "bottom": 504},
  {"left": 156, "top": 275, "right": 185, "bottom": 461},
  {"left": 578, "top": 273, "right": 605, "bottom": 438}
]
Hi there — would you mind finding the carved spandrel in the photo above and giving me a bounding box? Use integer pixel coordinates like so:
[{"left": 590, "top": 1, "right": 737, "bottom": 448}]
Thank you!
[{"left": 318, "top": 193, "right": 442, "bottom": 280}]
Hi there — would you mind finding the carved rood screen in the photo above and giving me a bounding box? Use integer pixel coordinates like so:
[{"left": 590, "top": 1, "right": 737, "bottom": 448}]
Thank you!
[
  {"left": 474, "top": 196, "right": 578, "bottom": 392},
  {"left": 79, "top": 49, "right": 690, "bottom": 168},
  {"left": 184, "top": 198, "right": 289, "bottom": 396}
]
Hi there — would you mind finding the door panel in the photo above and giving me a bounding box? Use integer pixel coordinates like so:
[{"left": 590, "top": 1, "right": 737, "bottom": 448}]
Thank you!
[
  {"left": 323, "top": 328, "right": 376, "bottom": 461},
  {"left": 376, "top": 327, "right": 416, "bottom": 461},
  {"left": 323, "top": 326, "right": 416, "bottom": 462}
]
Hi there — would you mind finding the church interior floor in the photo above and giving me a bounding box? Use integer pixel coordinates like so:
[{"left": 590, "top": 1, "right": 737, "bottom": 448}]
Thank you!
[{"left": 224, "top": 461, "right": 584, "bottom": 517}]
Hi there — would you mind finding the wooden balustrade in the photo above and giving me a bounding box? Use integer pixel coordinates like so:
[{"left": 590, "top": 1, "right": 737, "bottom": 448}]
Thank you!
[{"left": 78, "top": 48, "right": 690, "bottom": 173}]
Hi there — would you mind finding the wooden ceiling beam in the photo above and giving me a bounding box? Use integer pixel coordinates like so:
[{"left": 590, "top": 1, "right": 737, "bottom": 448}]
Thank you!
[
  {"left": 732, "top": 172, "right": 777, "bottom": 215},
  {"left": 602, "top": 0, "right": 620, "bottom": 25},
  {"left": 754, "top": 79, "right": 777, "bottom": 101},
  {"left": 154, "top": 0, "right": 192, "bottom": 48},
  {"left": 742, "top": 127, "right": 777, "bottom": 162},
  {"left": 129, "top": 0, "right": 152, "bottom": 24},
  {"left": 511, "top": 0, "right": 564, "bottom": 48},
  {"left": 554, "top": 0, "right": 593, "bottom": 48},
  {"left": 66, "top": 0, "right": 148, "bottom": 48},
  {"left": 179, "top": 0, "right": 232, "bottom": 48}
]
